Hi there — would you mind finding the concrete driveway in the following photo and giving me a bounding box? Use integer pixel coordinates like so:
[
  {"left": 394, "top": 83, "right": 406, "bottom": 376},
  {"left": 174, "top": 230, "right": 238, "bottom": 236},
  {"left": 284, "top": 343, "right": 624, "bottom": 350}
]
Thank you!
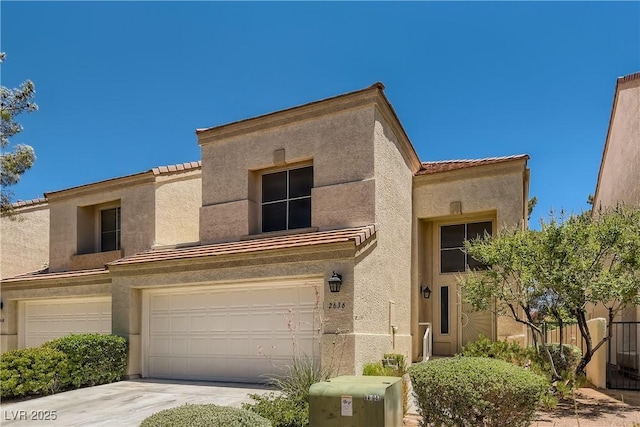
[{"left": 0, "top": 379, "right": 274, "bottom": 426}]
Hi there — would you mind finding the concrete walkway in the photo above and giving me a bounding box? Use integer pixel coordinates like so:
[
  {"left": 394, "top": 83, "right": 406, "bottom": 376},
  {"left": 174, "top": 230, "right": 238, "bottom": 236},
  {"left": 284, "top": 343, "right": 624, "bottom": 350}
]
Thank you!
[{"left": 0, "top": 379, "right": 274, "bottom": 426}]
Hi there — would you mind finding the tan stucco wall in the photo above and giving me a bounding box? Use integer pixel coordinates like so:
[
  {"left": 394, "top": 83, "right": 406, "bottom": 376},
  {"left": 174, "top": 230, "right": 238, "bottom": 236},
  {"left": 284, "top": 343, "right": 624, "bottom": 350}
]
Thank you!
[
  {"left": 154, "top": 171, "right": 201, "bottom": 246},
  {"left": 411, "top": 161, "right": 528, "bottom": 360},
  {"left": 351, "top": 110, "right": 414, "bottom": 373},
  {"left": 0, "top": 203, "right": 49, "bottom": 279},
  {"left": 48, "top": 182, "right": 156, "bottom": 272},
  {"left": 594, "top": 78, "right": 640, "bottom": 209},
  {"left": 198, "top": 107, "right": 376, "bottom": 243},
  {"left": 47, "top": 170, "right": 201, "bottom": 272}
]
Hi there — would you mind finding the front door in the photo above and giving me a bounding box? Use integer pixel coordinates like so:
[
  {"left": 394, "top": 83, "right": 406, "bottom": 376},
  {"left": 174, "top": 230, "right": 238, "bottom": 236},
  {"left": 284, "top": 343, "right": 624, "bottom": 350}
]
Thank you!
[
  {"left": 432, "top": 282, "right": 457, "bottom": 356},
  {"left": 430, "top": 219, "right": 495, "bottom": 356},
  {"left": 460, "top": 290, "right": 494, "bottom": 348}
]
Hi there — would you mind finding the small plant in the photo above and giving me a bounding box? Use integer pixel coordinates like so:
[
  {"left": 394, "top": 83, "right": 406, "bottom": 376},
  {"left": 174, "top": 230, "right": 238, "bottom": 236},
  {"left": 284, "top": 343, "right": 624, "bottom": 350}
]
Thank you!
[
  {"left": 0, "top": 347, "right": 69, "bottom": 399},
  {"left": 44, "top": 333, "right": 128, "bottom": 388},
  {"left": 409, "top": 357, "right": 547, "bottom": 427},
  {"left": 243, "top": 393, "right": 307, "bottom": 427},
  {"left": 363, "top": 353, "right": 409, "bottom": 415},
  {"left": 140, "top": 404, "right": 271, "bottom": 427},
  {"left": 244, "top": 284, "right": 344, "bottom": 427}
]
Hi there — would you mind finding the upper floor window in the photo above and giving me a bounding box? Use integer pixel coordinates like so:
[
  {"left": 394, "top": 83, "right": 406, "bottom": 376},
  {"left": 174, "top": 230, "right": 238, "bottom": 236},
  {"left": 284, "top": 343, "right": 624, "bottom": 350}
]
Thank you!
[
  {"left": 440, "top": 221, "right": 492, "bottom": 273},
  {"left": 100, "top": 207, "right": 121, "bottom": 252},
  {"left": 262, "top": 166, "right": 313, "bottom": 232}
]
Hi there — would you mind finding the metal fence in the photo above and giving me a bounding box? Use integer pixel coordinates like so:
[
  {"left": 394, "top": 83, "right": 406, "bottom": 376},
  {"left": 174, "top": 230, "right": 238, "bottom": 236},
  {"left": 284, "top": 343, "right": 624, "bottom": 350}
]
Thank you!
[{"left": 607, "top": 321, "right": 640, "bottom": 390}]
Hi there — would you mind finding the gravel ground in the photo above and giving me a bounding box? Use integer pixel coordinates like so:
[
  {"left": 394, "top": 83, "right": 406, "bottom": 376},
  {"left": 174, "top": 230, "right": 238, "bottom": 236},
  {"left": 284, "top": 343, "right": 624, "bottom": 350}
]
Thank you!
[{"left": 403, "top": 387, "right": 640, "bottom": 427}]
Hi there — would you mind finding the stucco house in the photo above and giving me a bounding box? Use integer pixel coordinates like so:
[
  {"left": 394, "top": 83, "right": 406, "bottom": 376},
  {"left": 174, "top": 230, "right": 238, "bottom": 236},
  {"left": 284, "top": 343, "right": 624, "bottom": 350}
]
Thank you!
[
  {"left": 589, "top": 71, "right": 640, "bottom": 389},
  {"left": 0, "top": 83, "right": 529, "bottom": 382},
  {"left": 593, "top": 71, "right": 640, "bottom": 210}
]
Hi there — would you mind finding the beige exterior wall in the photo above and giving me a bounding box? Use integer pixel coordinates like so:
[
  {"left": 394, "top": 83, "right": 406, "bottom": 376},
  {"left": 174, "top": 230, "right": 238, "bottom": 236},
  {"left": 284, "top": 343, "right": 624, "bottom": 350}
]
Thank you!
[
  {"left": 411, "top": 161, "right": 528, "bottom": 360},
  {"left": 594, "top": 77, "right": 640, "bottom": 209},
  {"left": 0, "top": 203, "right": 49, "bottom": 279},
  {"left": 592, "top": 75, "right": 639, "bottom": 330},
  {"left": 198, "top": 107, "right": 376, "bottom": 243},
  {"left": 351, "top": 110, "right": 414, "bottom": 373},
  {"left": 48, "top": 179, "right": 156, "bottom": 272},
  {"left": 154, "top": 170, "right": 201, "bottom": 246},
  {"left": 48, "top": 170, "right": 202, "bottom": 272}
]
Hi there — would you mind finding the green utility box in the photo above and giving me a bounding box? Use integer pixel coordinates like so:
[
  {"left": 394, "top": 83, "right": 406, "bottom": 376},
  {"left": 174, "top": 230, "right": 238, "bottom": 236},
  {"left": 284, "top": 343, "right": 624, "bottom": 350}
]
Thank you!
[{"left": 309, "top": 375, "right": 403, "bottom": 427}]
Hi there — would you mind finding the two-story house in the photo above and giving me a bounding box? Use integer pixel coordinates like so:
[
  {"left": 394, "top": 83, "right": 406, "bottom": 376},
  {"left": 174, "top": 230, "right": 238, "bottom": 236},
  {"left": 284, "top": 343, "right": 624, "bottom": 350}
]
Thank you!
[
  {"left": 1, "top": 83, "right": 529, "bottom": 382},
  {"left": 590, "top": 71, "right": 640, "bottom": 389}
]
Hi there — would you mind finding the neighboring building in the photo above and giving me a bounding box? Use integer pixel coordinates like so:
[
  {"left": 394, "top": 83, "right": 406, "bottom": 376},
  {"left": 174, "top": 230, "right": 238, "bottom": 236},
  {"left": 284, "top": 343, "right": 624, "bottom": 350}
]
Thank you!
[
  {"left": 0, "top": 83, "right": 529, "bottom": 382},
  {"left": 589, "top": 71, "right": 640, "bottom": 390},
  {"left": 593, "top": 71, "right": 640, "bottom": 210},
  {"left": 0, "top": 198, "right": 49, "bottom": 280}
]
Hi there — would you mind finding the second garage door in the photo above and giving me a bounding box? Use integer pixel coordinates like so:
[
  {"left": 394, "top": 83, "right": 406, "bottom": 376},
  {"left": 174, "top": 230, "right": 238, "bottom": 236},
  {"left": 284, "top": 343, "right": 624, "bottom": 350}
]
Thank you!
[
  {"left": 144, "top": 280, "right": 321, "bottom": 383},
  {"left": 20, "top": 297, "right": 112, "bottom": 348}
]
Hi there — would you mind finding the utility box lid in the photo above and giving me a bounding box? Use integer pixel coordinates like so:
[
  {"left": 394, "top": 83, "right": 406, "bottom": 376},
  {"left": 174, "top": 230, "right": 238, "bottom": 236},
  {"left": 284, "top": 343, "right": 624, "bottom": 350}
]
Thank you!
[{"left": 309, "top": 376, "right": 403, "bottom": 427}]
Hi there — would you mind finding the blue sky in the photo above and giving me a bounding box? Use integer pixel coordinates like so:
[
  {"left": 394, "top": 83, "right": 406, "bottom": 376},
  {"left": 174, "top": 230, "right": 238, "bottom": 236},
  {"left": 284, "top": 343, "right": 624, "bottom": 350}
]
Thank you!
[{"left": 2, "top": 2, "right": 639, "bottom": 224}]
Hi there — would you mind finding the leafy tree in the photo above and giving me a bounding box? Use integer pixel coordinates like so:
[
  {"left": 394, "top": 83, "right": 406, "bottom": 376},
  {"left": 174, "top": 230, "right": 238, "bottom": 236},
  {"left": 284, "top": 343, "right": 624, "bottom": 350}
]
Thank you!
[
  {"left": 460, "top": 205, "right": 640, "bottom": 379},
  {"left": 527, "top": 196, "right": 538, "bottom": 220},
  {"left": 0, "top": 52, "right": 38, "bottom": 216}
]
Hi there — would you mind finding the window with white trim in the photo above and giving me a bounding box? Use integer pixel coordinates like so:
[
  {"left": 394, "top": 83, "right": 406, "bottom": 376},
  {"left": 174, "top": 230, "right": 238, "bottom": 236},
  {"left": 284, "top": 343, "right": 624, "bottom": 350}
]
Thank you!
[
  {"left": 261, "top": 166, "right": 313, "bottom": 232},
  {"left": 440, "top": 221, "right": 492, "bottom": 273}
]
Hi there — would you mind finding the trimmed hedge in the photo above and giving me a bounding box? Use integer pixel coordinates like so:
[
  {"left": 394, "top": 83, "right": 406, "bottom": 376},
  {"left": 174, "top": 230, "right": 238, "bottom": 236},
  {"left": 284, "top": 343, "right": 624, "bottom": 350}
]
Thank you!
[
  {"left": 140, "top": 404, "right": 272, "bottom": 427},
  {"left": 0, "top": 347, "right": 69, "bottom": 399},
  {"left": 44, "top": 333, "right": 128, "bottom": 388},
  {"left": 462, "top": 335, "right": 583, "bottom": 377},
  {"left": 408, "top": 357, "right": 547, "bottom": 427}
]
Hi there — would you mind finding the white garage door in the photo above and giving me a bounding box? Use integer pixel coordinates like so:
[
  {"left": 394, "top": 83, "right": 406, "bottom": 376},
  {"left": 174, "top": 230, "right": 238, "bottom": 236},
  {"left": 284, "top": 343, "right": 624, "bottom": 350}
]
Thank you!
[
  {"left": 20, "top": 297, "right": 112, "bottom": 348},
  {"left": 145, "top": 281, "right": 321, "bottom": 383}
]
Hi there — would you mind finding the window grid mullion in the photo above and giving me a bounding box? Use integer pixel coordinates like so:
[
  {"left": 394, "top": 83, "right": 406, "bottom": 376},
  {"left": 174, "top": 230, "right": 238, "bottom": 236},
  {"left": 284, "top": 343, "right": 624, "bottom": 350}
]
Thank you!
[{"left": 285, "top": 170, "right": 290, "bottom": 229}]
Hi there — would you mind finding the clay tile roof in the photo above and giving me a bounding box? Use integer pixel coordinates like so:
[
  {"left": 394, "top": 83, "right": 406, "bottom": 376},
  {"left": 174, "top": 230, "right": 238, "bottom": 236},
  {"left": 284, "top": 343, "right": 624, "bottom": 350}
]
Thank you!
[
  {"left": 617, "top": 71, "right": 640, "bottom": 84},
  {"left": 2, "top": 268, "right": 109, "bottom": 283},
  {"left": 151, "top": 161, "right": 201, "bottom": 176},
  {"left": 416, "top": 154, "right": 529, "bottom": 175},
  {"left": 109, "top": 225, "right": 376, "bottom": 267},
  {"left": 11, "top": 197, "right": 47, "bottom": 208}
]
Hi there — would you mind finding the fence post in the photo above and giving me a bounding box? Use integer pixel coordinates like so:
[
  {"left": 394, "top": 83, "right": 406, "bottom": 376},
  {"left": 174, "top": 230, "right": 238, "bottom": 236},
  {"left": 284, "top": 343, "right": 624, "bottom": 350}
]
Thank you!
[{"left": 606, "top": 308, "right": 613, "bottom": 388}]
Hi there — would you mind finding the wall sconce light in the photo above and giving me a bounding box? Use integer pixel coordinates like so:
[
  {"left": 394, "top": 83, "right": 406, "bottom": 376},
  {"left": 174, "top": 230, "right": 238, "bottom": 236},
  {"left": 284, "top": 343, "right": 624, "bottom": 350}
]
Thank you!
[
  {"left": 420, "top": 286, "right": 432, "bottom": 299},
  {"left": 327, "top": 272, "right": 343, "bottom": 293},
  {"left": 0, "top": 300, "right": 3, "bottom": 310}
]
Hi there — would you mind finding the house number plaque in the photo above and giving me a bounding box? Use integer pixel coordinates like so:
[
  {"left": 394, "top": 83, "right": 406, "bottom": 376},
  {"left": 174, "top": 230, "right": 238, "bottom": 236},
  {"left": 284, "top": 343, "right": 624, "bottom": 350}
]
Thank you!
[{"left": 327, "top": 302, "right": 346, "bottom": 309}]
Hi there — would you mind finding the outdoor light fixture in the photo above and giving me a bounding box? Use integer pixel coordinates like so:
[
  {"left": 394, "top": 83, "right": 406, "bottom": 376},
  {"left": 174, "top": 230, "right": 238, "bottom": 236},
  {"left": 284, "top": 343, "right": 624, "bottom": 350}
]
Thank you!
[
  {"left": 421, "top": 286, "right": 432, "bottom": 299},
  {"left": 327, "top": 272, "right": 343, "bottom": 293}
]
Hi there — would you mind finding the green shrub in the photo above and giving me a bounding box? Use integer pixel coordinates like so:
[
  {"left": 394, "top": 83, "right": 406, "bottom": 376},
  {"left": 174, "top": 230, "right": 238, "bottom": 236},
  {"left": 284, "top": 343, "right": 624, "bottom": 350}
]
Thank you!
[
  {"left": 362, "top": 362, "right": 394, "bottom": 376},
  {"left": 363, "top": 353, "right": 409, "bottom": 415},
  {"left": 536, "top": 343, "right": 582, "bottom": 376},
  {"left": 409, "top": 357, "right": 547, "bottom": 427},
  {"left": 463, "top": 336, "right": 581, "bottom": 376},
  {"left": 44, "top": 333, "right": 127, "bottom": 388},
  {"left": 268, "top": 357, "right": 329, "bottom": 405},
  {"left": 462, "top": 335, "right": 535, "bottom": 367},
  {"left": 140, "top": 404, "right": 271, "bottom": 427},
  {"left": 243, "top": 393, "right": 307, "bottom": 427},
  {"left": 0, "top": 347, "right": 70, "bottom": 399}
]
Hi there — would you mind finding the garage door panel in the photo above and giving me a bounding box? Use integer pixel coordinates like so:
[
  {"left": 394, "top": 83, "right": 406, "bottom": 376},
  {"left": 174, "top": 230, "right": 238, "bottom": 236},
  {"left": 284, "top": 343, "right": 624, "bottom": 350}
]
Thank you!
[
  {"left": 147, "top": 282, "right": 320, "bottom": 382},
  {"left": 22, "top": 297, "right": 112, "bottom": 348},
  {"left": 170, "top": 315, "right": 188, "bottom": 332}
]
